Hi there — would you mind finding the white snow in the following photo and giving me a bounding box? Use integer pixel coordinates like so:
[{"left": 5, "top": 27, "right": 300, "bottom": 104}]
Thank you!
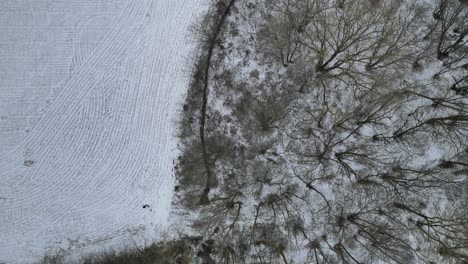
[{"left": 0, "top": 1, "right": 207, "bottom": 263}]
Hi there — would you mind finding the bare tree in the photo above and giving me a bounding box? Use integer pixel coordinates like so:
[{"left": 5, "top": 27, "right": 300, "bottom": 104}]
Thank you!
[{"left": 433, "top": 0, "right": 468, "bottom": 59}]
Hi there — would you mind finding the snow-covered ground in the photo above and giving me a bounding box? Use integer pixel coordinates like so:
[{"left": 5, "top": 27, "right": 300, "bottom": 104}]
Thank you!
[{"left": 0, "top": 1, "right": 206, "bottom": 263}]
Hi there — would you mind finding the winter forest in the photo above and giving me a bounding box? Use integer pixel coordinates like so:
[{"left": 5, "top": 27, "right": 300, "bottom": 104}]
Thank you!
[{"left": 174, "top": 0, "right": 468, "bottom": 263}]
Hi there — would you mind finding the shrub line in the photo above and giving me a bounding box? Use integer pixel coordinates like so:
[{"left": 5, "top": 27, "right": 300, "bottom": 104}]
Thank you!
[{"left": 199, "top": 0, "right": 237, "bottom": 204}]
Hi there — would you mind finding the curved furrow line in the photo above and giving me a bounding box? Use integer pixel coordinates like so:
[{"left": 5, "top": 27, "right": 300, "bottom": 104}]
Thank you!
[
  {"left": 136, "top": 0, "right": 203, "bottom": 219},
  {"left": 22, "top": 3, "right": 147, "bottom": 160},
  {"left": 136, "top": 0, "right": 209, "bottom": 223},
  {"left": 16, "top": 77, "right": 107, "bottom": 188},
  {"left": 1, "top": 60, "right": 143, "bottom": 223},
  {"left": 0, "top": 57, "right": 143, "bottom": 208},
  {"left": 2, "top": 89, "right": 113, "bottom": 206},
  {"left": 0, "top": 36, "right": 150, "bottom": 238},
  {"left": 101, "top": 2, "right": 167, "bottom": 206},
  {"left": 147, "top": 5, "right": 189, "bottom": 191},
  {"left": 1, "top": 1, "right": 207, "bottom": 262},
  {"left": 0, "top": 1, "right": 135, "bottom": 165},
  {"left": 45, "top": 55, "right": 148, "bottom": 213},
  {"left": 72, "top": 15, "right": 98, "bottom": 74},
  {"left": 0, "top": 98, "right": 137, "bottom": 248},
  {"left": 134, "top": 0, "right": 195, "bottom": 211},
  {"left": 71, "top": 0, "right": 194, "bottom": 230},
  {"left": 0, "top": 6, "right": 150, "bottom": 185},
  {"left": 0, "top": 0, "right": 148, "bottom": 223},
  {"left": 0, "top": 0, "right": 146, "bottom": 170}
]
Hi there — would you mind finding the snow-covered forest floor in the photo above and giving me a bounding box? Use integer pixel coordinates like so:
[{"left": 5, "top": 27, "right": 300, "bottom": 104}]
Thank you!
[{"left": 175, "top": 0, "right": 468, "bottom": 263}]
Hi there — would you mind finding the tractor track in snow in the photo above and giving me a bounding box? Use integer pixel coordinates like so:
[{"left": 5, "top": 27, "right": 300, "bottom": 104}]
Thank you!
[{"left": 0, "top": 1, "right": 207, "bottom": 263}]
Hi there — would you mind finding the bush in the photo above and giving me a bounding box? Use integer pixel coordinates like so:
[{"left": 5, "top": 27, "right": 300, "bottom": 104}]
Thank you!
[{"left": 39, "top": 239, "right": 195, "bottom": 264}]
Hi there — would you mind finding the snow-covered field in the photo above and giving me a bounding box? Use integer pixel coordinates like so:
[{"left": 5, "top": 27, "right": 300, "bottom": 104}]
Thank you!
[{"left": 0, "top": 1, "right": 206, "bottom": 263}]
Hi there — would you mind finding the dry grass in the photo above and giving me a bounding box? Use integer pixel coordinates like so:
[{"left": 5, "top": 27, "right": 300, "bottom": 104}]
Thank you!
[{"left": 39, "top": 239, "right": 195, "bottom": 264}]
